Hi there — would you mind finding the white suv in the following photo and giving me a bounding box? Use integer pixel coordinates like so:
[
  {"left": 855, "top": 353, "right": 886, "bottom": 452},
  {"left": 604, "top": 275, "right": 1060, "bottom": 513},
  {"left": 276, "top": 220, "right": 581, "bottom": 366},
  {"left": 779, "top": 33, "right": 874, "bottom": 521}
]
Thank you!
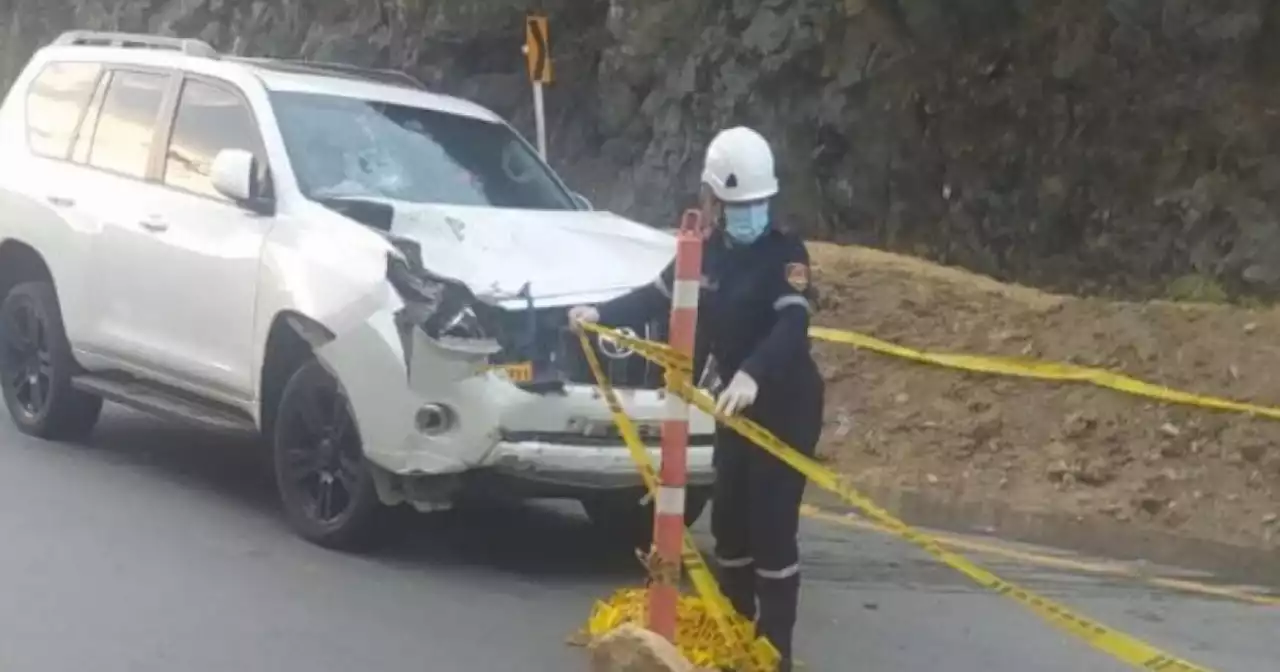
[{"left": 0, "top": 31, "right": 715, "bottom": 549}]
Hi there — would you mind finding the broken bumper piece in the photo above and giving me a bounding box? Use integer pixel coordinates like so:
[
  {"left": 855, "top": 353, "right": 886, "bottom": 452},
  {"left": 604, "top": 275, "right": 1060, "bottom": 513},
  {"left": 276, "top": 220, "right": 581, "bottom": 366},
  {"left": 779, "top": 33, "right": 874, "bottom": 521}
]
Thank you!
[
  {"left": 485, "top": 441, "right": 715, "bottom": 493},
  {"left": 486, "top": 384, "right": 715, "bottom": 492},
  {"left": 315, "top": 304, "right": 715, "bottom": 493}
]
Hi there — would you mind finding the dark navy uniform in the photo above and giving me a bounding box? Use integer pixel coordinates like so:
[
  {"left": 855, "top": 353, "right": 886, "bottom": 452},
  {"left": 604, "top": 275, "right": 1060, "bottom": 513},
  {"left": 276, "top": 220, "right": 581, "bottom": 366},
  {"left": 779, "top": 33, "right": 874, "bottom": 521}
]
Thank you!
[{"left": 595, "top": 227, "right": 824, "bottom": 665}]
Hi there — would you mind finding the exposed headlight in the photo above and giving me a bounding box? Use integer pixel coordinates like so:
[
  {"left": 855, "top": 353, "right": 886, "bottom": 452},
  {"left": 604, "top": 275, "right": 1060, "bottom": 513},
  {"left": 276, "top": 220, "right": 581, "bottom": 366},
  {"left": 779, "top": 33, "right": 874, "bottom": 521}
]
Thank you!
[
  {"left": 439, "top": 305, "right": 486, "bottom": 340},
  {"left": 385, "top": 252, "right": 499, "bottom": 356}
]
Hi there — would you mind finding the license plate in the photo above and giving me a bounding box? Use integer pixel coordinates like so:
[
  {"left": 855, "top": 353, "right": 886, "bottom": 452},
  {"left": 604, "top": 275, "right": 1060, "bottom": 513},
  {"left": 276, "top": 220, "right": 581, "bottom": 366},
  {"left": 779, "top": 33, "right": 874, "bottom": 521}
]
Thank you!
[
  {"left": 493, "top": 361, "right": 534, "bottom": 383},
  {"left": 578, "top": 419, "right": 660, "bottom": 439}
]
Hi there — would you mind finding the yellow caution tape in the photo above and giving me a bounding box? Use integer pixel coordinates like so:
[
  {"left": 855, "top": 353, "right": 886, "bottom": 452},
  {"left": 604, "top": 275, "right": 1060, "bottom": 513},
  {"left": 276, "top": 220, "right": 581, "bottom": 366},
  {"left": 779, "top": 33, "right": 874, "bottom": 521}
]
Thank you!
[
  {"left": 680, "top": 382, "right": 1215, "bottom": 671},
  {"left": 580, "top": 323, "right": 691, "bottom": 373},
  {"left": 590, "top": 321, "right": 1280, "bottom": 421},
  {"left": 574, "top": 330, "right": 781, "bottom": 671},
  {"left": 585, "top": 324, "right": 1216, "bottom": 672},
  {"left": 586, "top": 587, "right": 765, "bottom": 669},
  {"left": 809, "top": 326, "right": 1280, "bottom": 421}
]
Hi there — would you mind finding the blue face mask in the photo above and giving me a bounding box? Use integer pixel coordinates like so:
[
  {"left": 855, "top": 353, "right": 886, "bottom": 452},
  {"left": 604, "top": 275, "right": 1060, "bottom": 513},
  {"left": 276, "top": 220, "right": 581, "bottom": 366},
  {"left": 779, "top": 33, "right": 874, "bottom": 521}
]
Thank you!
[{"left": 723, "top": 202, "right": 770, "bottom": 244}]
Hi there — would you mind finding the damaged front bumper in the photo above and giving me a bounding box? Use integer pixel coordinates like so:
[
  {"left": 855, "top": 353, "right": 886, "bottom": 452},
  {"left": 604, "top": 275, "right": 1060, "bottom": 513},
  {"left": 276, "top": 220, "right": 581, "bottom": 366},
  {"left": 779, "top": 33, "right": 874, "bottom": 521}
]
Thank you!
[
  {"left": 485, "top": 384, "right": 716, "bottom": 493},
  {"left": 313, "top": 268, "right": 714, "bottom": 501}
]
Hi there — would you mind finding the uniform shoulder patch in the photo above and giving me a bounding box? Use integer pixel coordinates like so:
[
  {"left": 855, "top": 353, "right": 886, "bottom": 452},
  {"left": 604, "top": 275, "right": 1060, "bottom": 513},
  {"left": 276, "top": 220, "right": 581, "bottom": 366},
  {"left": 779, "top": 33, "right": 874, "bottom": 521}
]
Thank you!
[{"left": 785, "top": 262, "right": 810, "bottom": 292}]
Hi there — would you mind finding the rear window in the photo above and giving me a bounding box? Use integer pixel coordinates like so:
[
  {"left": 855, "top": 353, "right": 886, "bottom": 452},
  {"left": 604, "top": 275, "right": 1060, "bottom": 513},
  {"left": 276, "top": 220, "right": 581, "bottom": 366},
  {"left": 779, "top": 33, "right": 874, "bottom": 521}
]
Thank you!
[{"left": 25, "top": 62, "right": 102, "bottom": 160}]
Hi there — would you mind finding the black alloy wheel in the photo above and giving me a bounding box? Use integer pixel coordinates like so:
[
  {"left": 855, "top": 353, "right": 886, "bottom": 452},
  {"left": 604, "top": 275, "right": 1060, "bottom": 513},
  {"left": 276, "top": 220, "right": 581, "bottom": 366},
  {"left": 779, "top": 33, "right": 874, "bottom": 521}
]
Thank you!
[
  {"left": 2, "top": 294, "right": 52, "bottom": 420},
  {"left": 273, "top": 359, "right": 387, "bottom": 550},
  {"left": 0, "top": 281, "right": 101, "bottom": 440}
]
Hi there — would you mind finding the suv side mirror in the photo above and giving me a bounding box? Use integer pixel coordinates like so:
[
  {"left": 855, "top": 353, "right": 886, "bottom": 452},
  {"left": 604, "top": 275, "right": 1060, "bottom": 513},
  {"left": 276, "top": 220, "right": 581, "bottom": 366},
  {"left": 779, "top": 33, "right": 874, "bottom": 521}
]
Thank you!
[
  {"left": 571, "top": 191, "right": 593, "bottom": 211},
  {"left": 212, "top": 148, "right": 272, "bottom": 213}
]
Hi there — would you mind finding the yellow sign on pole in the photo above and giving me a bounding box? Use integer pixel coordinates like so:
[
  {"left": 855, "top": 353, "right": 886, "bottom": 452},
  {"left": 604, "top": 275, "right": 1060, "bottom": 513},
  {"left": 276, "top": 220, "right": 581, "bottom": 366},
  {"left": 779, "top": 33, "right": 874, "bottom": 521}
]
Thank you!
[{"left": 525, "top": 14, "right": 553, "bottom": 84}]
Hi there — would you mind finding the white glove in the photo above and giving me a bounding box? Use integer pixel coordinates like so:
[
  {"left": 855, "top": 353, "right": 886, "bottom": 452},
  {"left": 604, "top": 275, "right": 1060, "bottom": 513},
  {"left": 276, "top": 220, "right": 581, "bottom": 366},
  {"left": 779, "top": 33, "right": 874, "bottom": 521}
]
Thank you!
[
  {"left": 714, "top": 371, "right": 759, "bottom": 417},
  {"left": 567, "top": 305, "right": 600, "bottom": 332}
]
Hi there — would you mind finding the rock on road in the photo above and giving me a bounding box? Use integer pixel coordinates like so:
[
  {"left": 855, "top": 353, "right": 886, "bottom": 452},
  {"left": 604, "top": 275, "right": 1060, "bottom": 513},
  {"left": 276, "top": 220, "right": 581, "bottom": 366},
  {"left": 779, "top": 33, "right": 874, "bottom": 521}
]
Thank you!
[{"left": 0, "top": 407, "right": 1274, "bottom": 671}]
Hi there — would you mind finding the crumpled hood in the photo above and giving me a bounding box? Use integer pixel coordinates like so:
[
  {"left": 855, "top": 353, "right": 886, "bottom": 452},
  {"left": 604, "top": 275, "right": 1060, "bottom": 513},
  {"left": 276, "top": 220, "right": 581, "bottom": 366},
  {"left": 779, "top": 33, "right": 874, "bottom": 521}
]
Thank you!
[{"left": 385, "top": 203, "right": 676, "bottom": 307}]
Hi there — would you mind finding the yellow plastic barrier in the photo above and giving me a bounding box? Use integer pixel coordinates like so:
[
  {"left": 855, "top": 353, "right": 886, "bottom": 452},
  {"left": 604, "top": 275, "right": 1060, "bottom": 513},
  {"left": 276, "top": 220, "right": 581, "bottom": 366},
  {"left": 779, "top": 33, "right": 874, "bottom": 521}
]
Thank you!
[
  {"left": 809, "top": 326, "right": 1280, "bottom": 421},
  {"left": 574, "top": 331, "right": 781, "bottom": 671},
  {"left": 579, "top": 323, "right": 1216, "bottom": 672}
]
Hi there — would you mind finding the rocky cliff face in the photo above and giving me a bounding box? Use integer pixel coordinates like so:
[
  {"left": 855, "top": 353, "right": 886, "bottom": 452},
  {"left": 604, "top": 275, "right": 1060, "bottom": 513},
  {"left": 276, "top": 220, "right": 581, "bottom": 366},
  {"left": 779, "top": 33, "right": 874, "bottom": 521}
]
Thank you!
[{"left": 5, "top": 0, "right": 1280, "bottom": 298}]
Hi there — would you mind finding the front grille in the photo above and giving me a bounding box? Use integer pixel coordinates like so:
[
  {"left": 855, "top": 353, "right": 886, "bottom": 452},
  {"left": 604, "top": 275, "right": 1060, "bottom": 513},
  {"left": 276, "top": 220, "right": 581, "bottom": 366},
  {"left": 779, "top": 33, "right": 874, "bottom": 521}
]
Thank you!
[
  {"left": 562, "top": 320, "right": 668, "bottom": 389},
  {"left": 484, "top": 305, "right": 667, "bottom": 389}
]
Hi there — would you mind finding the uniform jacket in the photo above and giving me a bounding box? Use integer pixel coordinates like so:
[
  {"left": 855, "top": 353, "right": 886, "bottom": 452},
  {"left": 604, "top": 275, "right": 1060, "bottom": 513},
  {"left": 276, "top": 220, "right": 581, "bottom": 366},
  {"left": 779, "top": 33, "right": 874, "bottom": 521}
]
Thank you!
[{"left": 596, "top": 227, "right": 821, "bottom": 403}]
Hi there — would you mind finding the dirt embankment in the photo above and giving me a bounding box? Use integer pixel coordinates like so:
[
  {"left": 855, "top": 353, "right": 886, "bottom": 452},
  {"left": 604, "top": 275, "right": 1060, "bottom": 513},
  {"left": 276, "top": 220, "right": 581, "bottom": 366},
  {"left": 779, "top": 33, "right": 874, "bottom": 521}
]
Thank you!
[{"left": 808, "top": 242, "right": 1280, "bottom": 550}]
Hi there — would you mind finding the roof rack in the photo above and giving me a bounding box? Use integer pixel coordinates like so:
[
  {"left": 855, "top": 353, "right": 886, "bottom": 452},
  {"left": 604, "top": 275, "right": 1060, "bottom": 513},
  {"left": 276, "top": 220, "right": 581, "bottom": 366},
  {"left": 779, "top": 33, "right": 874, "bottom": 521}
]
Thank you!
[
  {"left": 52, "top": 31, "right": 219, "bottom": 58},
  {"left": 235, "top": 57, "right": 426, "bottom": 89}
]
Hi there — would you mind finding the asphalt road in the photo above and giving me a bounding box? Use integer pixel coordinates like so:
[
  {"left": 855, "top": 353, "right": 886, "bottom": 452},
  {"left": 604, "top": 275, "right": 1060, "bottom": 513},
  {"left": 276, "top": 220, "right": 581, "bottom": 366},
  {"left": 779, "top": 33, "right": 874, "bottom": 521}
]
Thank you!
[{"left": 0, "top": 406, "right": 1275, "bottom": 672}]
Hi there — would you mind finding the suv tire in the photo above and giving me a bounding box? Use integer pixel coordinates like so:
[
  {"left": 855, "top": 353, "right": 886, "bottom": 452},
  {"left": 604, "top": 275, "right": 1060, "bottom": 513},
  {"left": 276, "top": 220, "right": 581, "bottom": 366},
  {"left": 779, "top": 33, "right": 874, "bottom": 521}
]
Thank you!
[
  {"left": 272, "top": 359, "right": 390, "bottom": 551},
  {"left": 582, "top": 488, "right": 711, "bottom": 549},
  {"left": 0, "top": 281, "right": 102, "bottom": 440}
]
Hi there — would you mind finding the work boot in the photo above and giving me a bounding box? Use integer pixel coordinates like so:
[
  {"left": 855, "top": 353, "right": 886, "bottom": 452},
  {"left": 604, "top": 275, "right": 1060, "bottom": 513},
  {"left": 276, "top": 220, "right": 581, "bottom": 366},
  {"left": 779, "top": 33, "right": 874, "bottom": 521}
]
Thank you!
[
  {"left": 755, "top": 573, "right": 800, "bottom": 667},
  {"left": 719, "top": 564, "right": 757, "bottom": 621}
]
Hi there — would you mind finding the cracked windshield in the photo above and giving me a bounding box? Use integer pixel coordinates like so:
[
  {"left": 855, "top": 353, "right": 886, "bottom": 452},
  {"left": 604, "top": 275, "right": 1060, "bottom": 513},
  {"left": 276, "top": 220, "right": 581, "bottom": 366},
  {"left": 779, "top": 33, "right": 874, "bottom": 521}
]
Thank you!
[{"left": 271, "top": 90, "right": 575, "bottom": 210}]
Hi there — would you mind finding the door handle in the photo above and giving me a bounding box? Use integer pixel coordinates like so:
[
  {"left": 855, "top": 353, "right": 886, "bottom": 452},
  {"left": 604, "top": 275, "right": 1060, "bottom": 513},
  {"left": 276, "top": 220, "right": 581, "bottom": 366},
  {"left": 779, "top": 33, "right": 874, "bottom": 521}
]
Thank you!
[
  {"left": 139, "top": 218, "right": 169, "bottom": 233},
  {"left": 46, "top": 195, "right": 75, "bottom": 208}
]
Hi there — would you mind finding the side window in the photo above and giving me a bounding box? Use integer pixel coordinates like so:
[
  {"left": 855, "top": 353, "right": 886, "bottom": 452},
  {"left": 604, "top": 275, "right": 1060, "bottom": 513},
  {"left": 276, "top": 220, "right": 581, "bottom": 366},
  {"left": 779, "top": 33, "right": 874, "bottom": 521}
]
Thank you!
[
  {"left": 163, "top": 79, "right": 263, "bottom": 201},
  {"left": 24, "top": 62, "right": 102, "bottom": 160},
  {"left": 69, "top": 73, "right": 109, "bottom": 165},
  {"left": 87, "top": 70, "right": 168, "bottom": 179}
]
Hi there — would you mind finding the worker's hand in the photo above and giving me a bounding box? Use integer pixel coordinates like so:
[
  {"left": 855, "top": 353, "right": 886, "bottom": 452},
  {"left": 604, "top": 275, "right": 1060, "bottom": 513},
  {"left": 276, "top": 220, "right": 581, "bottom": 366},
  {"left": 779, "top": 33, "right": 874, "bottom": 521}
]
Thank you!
[
  {"left": 714, "top": 371, "right": 759, "bottom": 417},
  {"left": 567, "top": 305, "right": 600, "bottom": 332}
]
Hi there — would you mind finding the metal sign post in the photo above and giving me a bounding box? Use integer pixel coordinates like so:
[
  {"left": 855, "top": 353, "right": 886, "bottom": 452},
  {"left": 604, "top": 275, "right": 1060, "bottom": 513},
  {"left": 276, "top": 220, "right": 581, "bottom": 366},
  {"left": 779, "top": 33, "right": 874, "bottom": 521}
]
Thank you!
[{"left": 523, "top": 14, "right": 552, "bottom": 159}]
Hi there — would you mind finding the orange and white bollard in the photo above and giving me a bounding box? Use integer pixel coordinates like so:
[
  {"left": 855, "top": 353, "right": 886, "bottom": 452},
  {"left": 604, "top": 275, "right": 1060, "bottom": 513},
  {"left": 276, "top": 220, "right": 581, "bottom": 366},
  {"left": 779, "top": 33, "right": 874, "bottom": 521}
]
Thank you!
[{"left": 648, "top": 209, "right": 705, "bottom": 640}]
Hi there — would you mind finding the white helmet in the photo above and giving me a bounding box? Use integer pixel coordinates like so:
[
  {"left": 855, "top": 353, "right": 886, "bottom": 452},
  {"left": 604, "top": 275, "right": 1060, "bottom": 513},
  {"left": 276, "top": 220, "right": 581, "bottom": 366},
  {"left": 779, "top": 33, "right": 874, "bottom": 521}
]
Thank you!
[{"left": 700, "top": 126, "right": 779, "bottom": 203}]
